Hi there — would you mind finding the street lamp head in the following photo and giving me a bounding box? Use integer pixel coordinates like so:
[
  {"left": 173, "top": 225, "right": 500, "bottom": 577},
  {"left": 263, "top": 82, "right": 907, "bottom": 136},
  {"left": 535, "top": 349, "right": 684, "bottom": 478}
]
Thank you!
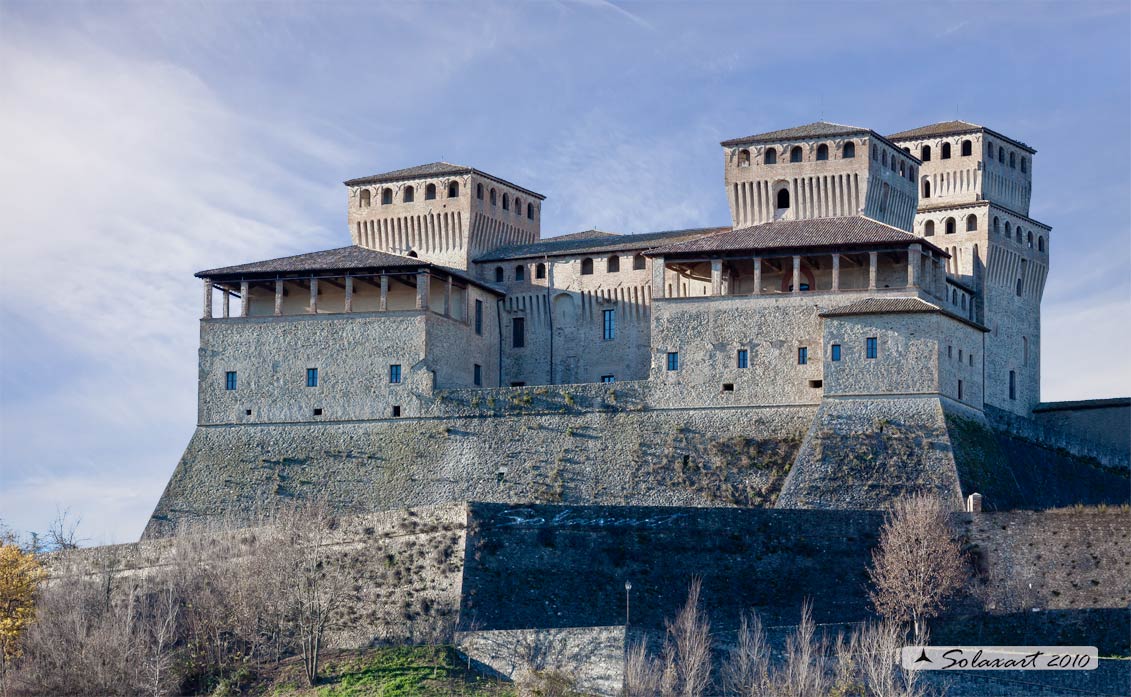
[{"left": 625, "top": 580, "right": 632, "bottom": 591}]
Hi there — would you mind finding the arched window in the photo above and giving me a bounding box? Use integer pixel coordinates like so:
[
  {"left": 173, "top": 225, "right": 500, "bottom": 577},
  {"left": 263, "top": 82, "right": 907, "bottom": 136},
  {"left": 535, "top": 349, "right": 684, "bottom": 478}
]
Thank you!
[
  {"left": 882, "top": 151, "right": 888, "bottom": 167},
  {"left": 924, "top": 220, "right": 935, "bottom": 236},
  {"left": 966, "top": 214, "right": 978, "bottom": 232},
  {"left": 407, "top": 250, "right": 418, "bottom": 258},
  {"left": 993, "top": 216, "right": 1000, "bottom": 235},
  {"left": 1021, "top": 157, "right": 1028, "bottom": 174},
  {"left": 381, "top": 187, "right": 393, "bottom": 205},
  {"left": 633, "top": 254, "right": 646, "bottom": 270},
  {"left": 998, "top": 148, "right": 1005, "bottom": 164},
  {"left": 494, "top": 267, "right": 504, "bottom": 282},
  {"left": 1023, "top": 337, "right": 1029, "bottom": 366},
  {"left": 961, "top": 140, "right": 972, "bottom": 157},
  {"left": 502, "top": 193, "right": 509, "bottom": 210},
  {"left": 514, "top": 265, "right": 525, "bottom": 281},
  {"left": 607, "top": 255, "right": 620, "bottom": 273},
  {"left": 899, "top": 160, "right": 906, "bottom": 176},
  {"left": 403, "top": 185, "right": 415, "bottom": 203},
  {"left": 527, "top": 203, "right": 534, "bottom": 219},
  {"left": 476, "top": 183, "right": 483, "bottom": 200},
  {"left": 945, "top": 217, "right": 956, "bottom": 235},
  {"left": 1016, "top": 278, "right": 1023, "bottom": 296},
  {"left": 921, "top": 145, "right": 932, "bottom": 161},
  {"left": 515, "top": 197, "right": 522, "bottom": 214},
  {"left": 903, "top": 147, "right": 911, "bottom": 154},
  {"left": 738, "top": 149, "right": 751, "bottom": 167},
  {"left": 448, "top": 181, "right": 460, "bottom": 198},
  {"left": 580, "top": 258, "right": 594, "bottom": 275},
  {"left": 922, "top": 179, "right": 931, "bottom": 198},
  {"left": 764, "top": 148, "right": 777, "bottom": 165},
  {"left": 871, "top": 144, "right": 877, "bottom": 160},
  {"left": 359, "top": 189, "right": 371, "bottom": 207},
  {"left": 842, "top": 141, "right": 855, "bottom": 158},
  {"left": 941, "top": 143, "right": 952, "bottom": 159},
  {"left": 986, "top": 141, "right": 993, "bottom": 157},
  {"left": 1004, "top": 221, "right": 1012, "bottom": 238},
  {"left": 490, "top": 188, "right": 497, "bottom": 205},
  {"left": 952, "top": 289, "right": 958, "bottom": 304},
  {"left": 535, "top": 263, "right": 546, "bottom": 279},
  {"left": 790, "top": 146, "right": 802, "bottom": 163},
  {"left": 1016, "top": 227, "right": 1022, "bottom": 243},
  {"left": 1009, "top": 152, "right": 1016, "bottom": 169},
  {"left": 1038, "top": 236, "right": 1045, "bottom": 252},
  {"left": 961, "top": 295, "right": 967, "bottom": 310},
  {"left": 776, "top": 188, "right": 791, "bottom": 209},
  {"left": 1027, "top": 231, "right": 1033, "bottom": 248},
  {"left": 816, "top": 144, "right": 829, "bottom": 161},
  {"left": 425, "top": 183, "right": 436, "bottom": 200},
  {"left": 909, "top": 165, "right": 916, "bottom": 181}
]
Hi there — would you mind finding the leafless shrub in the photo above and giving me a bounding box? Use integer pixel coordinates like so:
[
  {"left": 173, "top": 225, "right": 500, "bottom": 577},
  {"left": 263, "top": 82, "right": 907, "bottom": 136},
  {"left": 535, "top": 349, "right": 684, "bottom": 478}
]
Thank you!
[
  {"left": 771, "top": 601, "right": 830, "bottom": 697},
  {"left": 624, "top": 639, "right": 662, "bottom": 697},
  {"left": 868, "top": 494, "right": 966, "bottom": 641},
  {"left": 720, "top": 612, "right": 771, "bottom": 697},
  {"left": 661, "top": 578, "right": 712, "bottom": 697},
  {"left": 853, "top": 621, "right": 928, "bottom": 697}
]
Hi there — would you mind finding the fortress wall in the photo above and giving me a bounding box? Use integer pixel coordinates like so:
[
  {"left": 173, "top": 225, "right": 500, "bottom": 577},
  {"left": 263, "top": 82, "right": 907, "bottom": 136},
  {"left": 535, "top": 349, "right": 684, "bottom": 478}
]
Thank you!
[
  {"left": 143, "top": 404, "right": 814, "bottom": 539},
  {"left": 1032, "top": 400, "right": 1130, "bottom": 459},
  {"left": 776, "top": 395, "right": 965, "bottom": 510},
  {"left": 985, "top": 404, "right": 1127, "bottom": 469}
]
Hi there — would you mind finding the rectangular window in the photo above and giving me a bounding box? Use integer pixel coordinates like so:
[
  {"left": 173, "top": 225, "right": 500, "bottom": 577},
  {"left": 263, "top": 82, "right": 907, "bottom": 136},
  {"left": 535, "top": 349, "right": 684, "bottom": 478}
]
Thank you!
[
  {"left": 947, "top": 345, "right": 952, "bottom": 359},
  {"left": 969, "top": 354, "right": 974, "bottom": 367},
  {"left": 389, "top": 364, "right": 401, "bottom": 384},
  {"left": 865, "top": 337, "right": 877, "bottom": 359},
  {"left": 474, "top": 299, "right": 483, "bottom": 335},
  {"left": 737, "top": 349, "right": 749, "bottom": 369},
  {"left": 512, "top": 317, "right": 525, "bottom": 348},
  {"left": 306, "top": 368, "right": 318, "bottom": 387},
  {"left": 392, "top": 405, "right": 401, "bottom": 417},
  {"left": 798, "top": 347, "right": 808, "bottom": 365},
  {"left": 1009, "top": 370, "right": 1016, "bottom": 400},
  {"left": 830, "top": 344, "right": 841, "bottom": 362},
  {"left": 958, "top": 349, "right": 964, "bottom": 363},
  {"left": 225, "top": 371, "right": 237, "bottom": 390},
  {"left": 666, "top": 352, "right": 679, "bottom": 371},
  {"left": 473, "top": 364, "right": 482, "bottom": 386},
  {"left": 601, "top": 375, "right": 616, "bottom": 383},
  {"left": 958, "top": 379, "right": 964, "bottom": 400},
  {"left": 603, "top": 309, "right": 616, "bottom": 341}
]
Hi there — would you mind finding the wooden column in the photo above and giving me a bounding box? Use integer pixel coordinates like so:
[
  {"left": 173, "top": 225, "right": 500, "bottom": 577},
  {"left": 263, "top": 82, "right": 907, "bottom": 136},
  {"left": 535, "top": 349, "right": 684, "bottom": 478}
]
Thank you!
[
  {"left": 792, "top": 255, "right": 801, "bottom": 294},
  {"left": 752, "top": 257, "right": 761, "bottom": 295},
  {"left": 379, "top": 275, "right": 389, "bottom": 311},
  {"left": 274, "top": 280, "right": 283, "bottom": 316},
  {"left": 868, "top": 251, "right": 878, "bottom": 290},
  {"left": 831, "top": 254, "right": 840, "bottom": 292},
  {"left": 309, "top": 277, "right": 318, "bottom": 314},
  {"left": 202, "top": 278, "right": 213, "bottom": 319},
  {"left": 344, "top": 275, "right": 353, "bottom": 313},
  {"left": 240, "top": 281, "right": 249, "bottom": 317},
  {"left": 710, "top": 259, "right": 723, "bottom": 296},
  {"left": 416, "top": 270, "right": 430, "bottom": 310}
]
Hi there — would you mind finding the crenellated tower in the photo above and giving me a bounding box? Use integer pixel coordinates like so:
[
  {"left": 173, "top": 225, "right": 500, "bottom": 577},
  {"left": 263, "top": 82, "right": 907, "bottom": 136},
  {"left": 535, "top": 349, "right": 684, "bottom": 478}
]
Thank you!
[
  {"left": 889, "top": 121, "right": 1049, "bottom": 416},
  {"left": 721, "top": 122, "right": 920, "bottom": 232},
  {"left": 344, "top": 163, "right": 545, "bottom": 270}
]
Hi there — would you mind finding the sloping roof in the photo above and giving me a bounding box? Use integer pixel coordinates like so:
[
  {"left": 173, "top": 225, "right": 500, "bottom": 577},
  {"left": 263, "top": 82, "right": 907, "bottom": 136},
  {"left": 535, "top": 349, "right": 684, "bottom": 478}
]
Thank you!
[
  {"left": 475, "top": 227, "right": 727, "bottom": 262},
  {"left": 887, "top": 121, "right": 1036, "bottom": 154},
  {"left": 819, "top": 296, "right": 987, "bottom": 331},
  {"left": 343, "top": 162, "right": 545, "bottom": 199},
  {"left": 196, "top": 246, "right": 502, "bottom": 294},
  {"left": 721, "top": 121, "right": 870, "bottom": 147},
  {"left": 550, "top": 229, "right": 621, "bottom": 242},
  {"left": 646, "top": 217, "right": 947, "bottom": 257}
]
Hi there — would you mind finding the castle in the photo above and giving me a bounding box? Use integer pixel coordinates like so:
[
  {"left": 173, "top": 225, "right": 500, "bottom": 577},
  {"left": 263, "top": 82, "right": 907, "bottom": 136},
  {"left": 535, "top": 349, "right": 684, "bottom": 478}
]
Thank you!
[{"left": 147, "top": 120, "right": 1127, "bottom": 537}]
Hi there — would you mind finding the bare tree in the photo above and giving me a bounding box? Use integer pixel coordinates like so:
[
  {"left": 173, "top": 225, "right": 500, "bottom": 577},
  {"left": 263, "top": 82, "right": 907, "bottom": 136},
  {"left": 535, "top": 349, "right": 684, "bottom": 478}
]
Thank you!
[
  {"left": 720, "top": 612, "right": 771, "bottom": 697},
  {"left": 854, "top": 621, "right": 929, "bottom": 697},
  {"left": 661, "top": 578, "right": 712, "bottom": 697},
  {"left": 770, "top": 600, "right": 829, "bottom": 697},
  {"left": 624, "top": 639, "right": 662, "bottom": 697},
  {"left": 868, "top": 493, "right": 966, "bottom": 641},
  {"left": 45, "top": 508, "right": 83, "bottom": 552}
]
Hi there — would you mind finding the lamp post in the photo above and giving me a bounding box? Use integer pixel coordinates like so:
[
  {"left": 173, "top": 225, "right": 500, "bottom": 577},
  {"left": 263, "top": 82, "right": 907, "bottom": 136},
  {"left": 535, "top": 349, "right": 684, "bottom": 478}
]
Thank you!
[{"left": 625, "top": 580, "right": 633, "bottom": 627}]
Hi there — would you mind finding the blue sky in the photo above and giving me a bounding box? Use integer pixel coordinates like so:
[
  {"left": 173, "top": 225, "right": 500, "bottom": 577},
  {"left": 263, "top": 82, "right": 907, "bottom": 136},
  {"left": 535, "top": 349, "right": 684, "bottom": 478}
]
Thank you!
[{"left": 1, "top": 0, "right": 1128, "bottom": 543}]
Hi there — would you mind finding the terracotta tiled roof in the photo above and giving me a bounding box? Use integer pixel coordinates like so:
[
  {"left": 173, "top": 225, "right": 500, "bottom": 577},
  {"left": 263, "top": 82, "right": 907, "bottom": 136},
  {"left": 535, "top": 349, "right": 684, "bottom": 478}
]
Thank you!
[
  {"left": 819, "top": 296, "right": 987, "bottom": 331},
  {"left": 343, "top": 162, "right": 545, "bottom": 199},
  {"left": 646, "top": 217, "right": 947, "bottom": 257},
  {"left": 720, "top": 121, "right": 869, "bottom": 147},
  {"left": 475, "top": 227, "right": 727, "bottom": 262},
  {"left": 887, "top": 121, "right": 1035, "bottom": 154}
]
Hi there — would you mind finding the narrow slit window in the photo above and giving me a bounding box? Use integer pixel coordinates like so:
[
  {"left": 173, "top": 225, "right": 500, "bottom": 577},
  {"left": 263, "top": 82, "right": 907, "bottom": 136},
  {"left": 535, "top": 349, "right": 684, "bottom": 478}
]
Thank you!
[
  {"left": 474, "top": 299, "right": 483, "bottom": 335},
  {"left": 473, "top": 364, "right": 482, "bottom": 386}
]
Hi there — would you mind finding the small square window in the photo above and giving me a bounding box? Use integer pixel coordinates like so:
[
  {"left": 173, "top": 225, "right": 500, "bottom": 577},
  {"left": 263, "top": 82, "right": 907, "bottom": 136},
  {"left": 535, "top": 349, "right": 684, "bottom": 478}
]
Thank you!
[
  {"left": 225, "top": 371, "right": 237, "bottom": 390},
  {"left": 245, "top": 409, "right": 252, "bottom": 416},
  {"left": 313, "top": 408, "right": 323, "bottom": 416},
  {"left": 798, "top": 347, "right": 808, "bottom": 365},
  {"left": 601, "top": 375, "right": 616, "bottom": 383},
  {"left": 808, "top": 379, "right": 823, "bottom": 388},
  {"left": 389, "top": 364, "right": 402, "bottom": 384},
  {"left": 830, "top": 344, "right": 841, "bottom": 362},
  {"left": 666, "top": 352, "right": 679, "bottom": 371},
  {"left": 392, "top": 405, "right": 401, "bottom": 417},
  {"left": 722, "top": 383, "right": 734, "bottom": 392},
  {"left": 306, "top": 368, "right": 318, "bottom": 387},
  {"left": 865, "top": 337, "right": 877, "bottom": 359},
  {"left": 473, "top": 364, "right": 482, "bottom": 386},
  {"left": 511, "top": 381, "right": 526, "bottom": 387},
  {"left": 737, "top": 349, "right": 749, "bottom": 369}
]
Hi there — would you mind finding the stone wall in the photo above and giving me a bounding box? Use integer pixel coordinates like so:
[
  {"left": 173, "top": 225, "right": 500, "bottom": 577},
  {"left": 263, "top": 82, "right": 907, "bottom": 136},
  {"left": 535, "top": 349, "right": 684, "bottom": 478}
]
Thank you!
[{"left": 1031, "top": 399, "right": 1131, "bottom": 464}]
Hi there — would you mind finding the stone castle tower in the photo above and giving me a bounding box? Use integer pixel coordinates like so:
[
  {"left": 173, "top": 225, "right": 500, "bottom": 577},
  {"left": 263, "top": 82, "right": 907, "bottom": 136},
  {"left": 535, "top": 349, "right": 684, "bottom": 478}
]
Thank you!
[
  {"left": 344, "top": 163, "right": 545, "bottom": 270},
  {"left": 889, "top": 122, "right": 1048, "bottom": 416}
]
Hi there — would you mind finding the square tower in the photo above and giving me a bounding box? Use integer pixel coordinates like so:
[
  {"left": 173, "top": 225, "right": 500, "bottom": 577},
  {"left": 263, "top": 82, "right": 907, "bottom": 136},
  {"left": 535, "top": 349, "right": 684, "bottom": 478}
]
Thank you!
[
  {"left": 345, "top": 162, "right": 545, "bottom": 270},
  {"left": 721, "top": 122, "right": 920, "bottom": 231}
]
